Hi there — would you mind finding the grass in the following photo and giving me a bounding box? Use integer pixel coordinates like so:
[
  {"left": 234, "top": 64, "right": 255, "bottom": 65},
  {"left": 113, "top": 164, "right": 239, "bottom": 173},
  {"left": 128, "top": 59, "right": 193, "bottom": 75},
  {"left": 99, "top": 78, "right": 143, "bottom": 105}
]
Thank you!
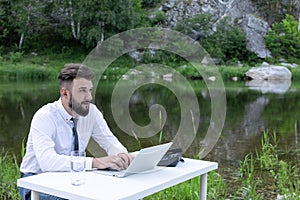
[
  {"left": 0, "top": 51, "right": 85, "bottom": 81},
  {"left": 234, "top": 131, "right": 300, "bottom": 200},
  {"left": 146, "top": 131, "right": 300, "bottom": 199},
  {"left": 1, "top": 132, "right": 299, "bottom": 199},
  {"left": 1, "top": 53, "right": 300, "bottom": 81},
  {"left": 0, "top": 150, "right": 21, "bottom": 200}
]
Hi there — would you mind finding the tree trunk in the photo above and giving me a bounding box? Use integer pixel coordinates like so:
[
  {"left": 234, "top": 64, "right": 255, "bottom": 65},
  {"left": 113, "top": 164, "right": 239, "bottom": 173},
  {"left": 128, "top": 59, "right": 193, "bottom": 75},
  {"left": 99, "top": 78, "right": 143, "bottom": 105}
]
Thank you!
[
  {"left": 298, "top": 14, "right": 300, "bottom": 32},
  {"left": 97, "top": 21, "right": 104, "bottom": 47},
  {"left": 18, "top": 1, "right": 32, "bottom": 50},
  {"left": 69, "top": 0, "right": 80, "bottom": 40},
  {"left": 18, "top": 33, "right": 24, "bottom": 50}
]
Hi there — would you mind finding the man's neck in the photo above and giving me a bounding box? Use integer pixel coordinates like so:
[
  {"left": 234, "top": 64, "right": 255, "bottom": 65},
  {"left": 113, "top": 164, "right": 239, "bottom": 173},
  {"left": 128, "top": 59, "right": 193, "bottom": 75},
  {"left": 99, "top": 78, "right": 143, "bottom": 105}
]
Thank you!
[{"left": 61, "top": 97, "right": 78, "bottom": 118}]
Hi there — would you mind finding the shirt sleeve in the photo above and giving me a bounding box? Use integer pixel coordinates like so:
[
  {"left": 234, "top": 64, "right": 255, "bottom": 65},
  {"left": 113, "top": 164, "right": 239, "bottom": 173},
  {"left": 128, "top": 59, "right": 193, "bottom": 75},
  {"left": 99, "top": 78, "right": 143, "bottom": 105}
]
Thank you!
[
  {"left": 90, "top": 105, "right": 128, "bottom": 155},
  {"left": 30, "top": 111, "right": 71, "bottom": 172}
]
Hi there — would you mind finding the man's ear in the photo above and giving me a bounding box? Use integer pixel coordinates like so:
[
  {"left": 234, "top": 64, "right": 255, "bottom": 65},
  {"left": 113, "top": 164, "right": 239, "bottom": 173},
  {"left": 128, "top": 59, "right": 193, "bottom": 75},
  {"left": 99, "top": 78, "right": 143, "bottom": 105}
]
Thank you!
[{"left": 60, "top": 87, "right": 69, "bottom": 98}]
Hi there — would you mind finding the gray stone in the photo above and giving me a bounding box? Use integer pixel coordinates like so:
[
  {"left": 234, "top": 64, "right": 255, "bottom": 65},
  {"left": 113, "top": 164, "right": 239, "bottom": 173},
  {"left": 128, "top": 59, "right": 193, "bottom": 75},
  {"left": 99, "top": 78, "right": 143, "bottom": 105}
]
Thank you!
[
  {"left": 161, "top": 0, "right": 271, "bottom": 58},
  {"left": 242, "top": 14, "right": 271, "bottom": 58},
  {"left": 280, "top": 63, "right": 298, "bottom": 68}
]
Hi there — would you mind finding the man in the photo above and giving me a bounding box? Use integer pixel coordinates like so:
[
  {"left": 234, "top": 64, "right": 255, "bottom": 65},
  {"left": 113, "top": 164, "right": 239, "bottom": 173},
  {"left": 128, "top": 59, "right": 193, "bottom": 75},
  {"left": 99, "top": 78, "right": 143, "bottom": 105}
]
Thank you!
[{"left": 19, "top": 63, "right": 132, "bottom": 200}]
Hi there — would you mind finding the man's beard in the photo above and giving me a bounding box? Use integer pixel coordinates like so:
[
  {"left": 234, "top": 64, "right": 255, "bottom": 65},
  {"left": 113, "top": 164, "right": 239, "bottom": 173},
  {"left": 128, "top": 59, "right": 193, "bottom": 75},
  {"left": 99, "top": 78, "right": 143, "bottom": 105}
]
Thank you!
[{"left": 68, "top": 94, "right": 90, "bottom": 116}]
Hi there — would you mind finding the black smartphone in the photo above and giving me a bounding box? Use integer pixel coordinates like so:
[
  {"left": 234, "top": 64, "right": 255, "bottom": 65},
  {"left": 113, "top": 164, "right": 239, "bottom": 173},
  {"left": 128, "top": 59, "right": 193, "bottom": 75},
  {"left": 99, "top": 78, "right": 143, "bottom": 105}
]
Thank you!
[{"left": 157, "top": 147, "right": 183, "bottom": 167}]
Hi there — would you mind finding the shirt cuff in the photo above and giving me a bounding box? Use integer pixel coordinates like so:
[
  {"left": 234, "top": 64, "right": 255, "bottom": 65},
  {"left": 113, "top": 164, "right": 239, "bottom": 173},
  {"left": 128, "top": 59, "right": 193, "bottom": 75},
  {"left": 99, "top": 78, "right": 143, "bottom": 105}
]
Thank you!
[{"left": 85, "top": 157, "right": 94, "bottom": 170}]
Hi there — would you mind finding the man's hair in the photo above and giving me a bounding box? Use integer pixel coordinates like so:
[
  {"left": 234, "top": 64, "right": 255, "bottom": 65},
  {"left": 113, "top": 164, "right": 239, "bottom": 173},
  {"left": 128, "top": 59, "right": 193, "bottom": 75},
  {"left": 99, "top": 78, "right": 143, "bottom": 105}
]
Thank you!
[{"left": 58, "top": 63, "right": 95, "bottom": 89}]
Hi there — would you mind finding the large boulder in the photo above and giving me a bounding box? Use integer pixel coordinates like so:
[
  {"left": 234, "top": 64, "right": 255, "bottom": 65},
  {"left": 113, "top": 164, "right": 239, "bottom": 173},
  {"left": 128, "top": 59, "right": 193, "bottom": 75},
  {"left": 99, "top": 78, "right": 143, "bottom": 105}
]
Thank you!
[{"left": 245, "top": 66, "right": 292, "bottom": 80}]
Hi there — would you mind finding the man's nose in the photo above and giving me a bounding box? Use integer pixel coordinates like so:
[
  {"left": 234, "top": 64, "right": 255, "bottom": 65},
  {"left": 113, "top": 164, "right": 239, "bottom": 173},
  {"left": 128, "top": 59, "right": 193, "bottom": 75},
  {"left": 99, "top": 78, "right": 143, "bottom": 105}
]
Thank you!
[{"left": 86, "top": 91, "right": 93, "bottom": 101}]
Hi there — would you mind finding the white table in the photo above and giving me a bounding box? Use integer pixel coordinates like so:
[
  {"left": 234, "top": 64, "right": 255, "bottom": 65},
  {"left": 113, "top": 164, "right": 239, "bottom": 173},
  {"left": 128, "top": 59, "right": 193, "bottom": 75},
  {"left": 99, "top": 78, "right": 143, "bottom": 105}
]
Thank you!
[{"left": 17, "top": 158, "right": 217, "bottom": 200}]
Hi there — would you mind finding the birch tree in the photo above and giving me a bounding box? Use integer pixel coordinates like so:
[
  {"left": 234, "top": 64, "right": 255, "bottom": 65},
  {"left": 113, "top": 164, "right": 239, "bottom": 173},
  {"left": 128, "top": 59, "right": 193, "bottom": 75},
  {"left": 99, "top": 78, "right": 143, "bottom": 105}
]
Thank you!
[
  {"left": 68, "top": 0, "right": 80, "bottom": 40},
  {"left": 295, "top": 0, "right": 300, "bottom": 31}
]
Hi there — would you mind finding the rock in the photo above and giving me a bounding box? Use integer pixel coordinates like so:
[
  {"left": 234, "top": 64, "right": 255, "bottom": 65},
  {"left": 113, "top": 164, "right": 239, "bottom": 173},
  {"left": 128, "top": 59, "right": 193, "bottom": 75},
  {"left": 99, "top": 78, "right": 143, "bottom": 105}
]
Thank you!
[
  {"left": 128, "top": 51, "right": 143, "bottom": 62},
  {"left": 280, "top": 62, "right": 298, "bottom": 68},
  {"left": 161, "top": 0, "right": 271, "bottom": 58},
  {"left": 162, "top": 73, "right": 173, "bottom": 81},
  {"left": 201, "top": 55, "right": 215, "bottom": 65},
  {"left": 232, "top": 77, "right": 238, "bottom": 81},
  {"left": 122, "top": 74, "right": 129, "bottom": 80},
  {"left": 129, "top": 69, "right": 142, "bottom": 76},
  {"left": 31, "top": 52, "right": 38, "bottom": 56},
  {"left": 237, "top": 61, "right": 243, "bottom": 67},
  {"left": 208, "top": 76, "right": 216, "bottom": 81},
  {"left": 242, "top": 14, "right": 271, "bottom": 58},
  {"left": 245, "top": 66, "right": 292, "bottom": 80},
  {"left": 161, "top": 0, "right": 177, "bottom": 11}
]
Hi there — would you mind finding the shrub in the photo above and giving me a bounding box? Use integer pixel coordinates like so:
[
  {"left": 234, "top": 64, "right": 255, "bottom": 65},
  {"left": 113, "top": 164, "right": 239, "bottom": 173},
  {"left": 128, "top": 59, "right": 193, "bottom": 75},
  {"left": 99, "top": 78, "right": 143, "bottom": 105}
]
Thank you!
[
  {"left": 201, "top": 17, "right": 255, "bottom": 65},
  {"left": 265, "top": 14, "right": 300, "bottom": 63}
]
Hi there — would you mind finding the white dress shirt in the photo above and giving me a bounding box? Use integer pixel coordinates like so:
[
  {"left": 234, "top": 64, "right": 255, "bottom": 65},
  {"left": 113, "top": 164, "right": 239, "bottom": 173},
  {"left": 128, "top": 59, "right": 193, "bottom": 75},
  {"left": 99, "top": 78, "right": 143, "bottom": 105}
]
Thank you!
[{"left": 20, "top": 98, "right": 127, "bottom": 174}]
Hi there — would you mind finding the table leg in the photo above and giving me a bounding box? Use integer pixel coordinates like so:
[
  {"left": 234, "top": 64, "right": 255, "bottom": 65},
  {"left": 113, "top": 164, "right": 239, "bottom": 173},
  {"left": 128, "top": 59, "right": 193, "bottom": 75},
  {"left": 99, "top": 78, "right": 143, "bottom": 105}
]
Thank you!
[
  {"left": 200, "top": 173, "right": 208, "bottom": 200},
  {"left": 31, "top": 190, "right": 40, "bottom": 200}
]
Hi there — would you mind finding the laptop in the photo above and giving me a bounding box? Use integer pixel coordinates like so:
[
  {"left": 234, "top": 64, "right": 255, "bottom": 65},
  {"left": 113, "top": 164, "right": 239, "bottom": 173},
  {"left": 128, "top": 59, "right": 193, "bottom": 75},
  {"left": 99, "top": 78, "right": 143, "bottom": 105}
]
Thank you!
[{"left": 92, "top": 142, "right": 173, "bottom": 178}]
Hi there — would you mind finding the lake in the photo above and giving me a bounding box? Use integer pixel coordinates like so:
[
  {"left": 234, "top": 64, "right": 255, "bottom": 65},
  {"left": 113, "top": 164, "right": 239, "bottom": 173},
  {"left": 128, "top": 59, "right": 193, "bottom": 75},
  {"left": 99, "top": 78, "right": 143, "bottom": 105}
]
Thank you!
[{"left": 0, "top": 78, "right": 299, "bottom": 170}]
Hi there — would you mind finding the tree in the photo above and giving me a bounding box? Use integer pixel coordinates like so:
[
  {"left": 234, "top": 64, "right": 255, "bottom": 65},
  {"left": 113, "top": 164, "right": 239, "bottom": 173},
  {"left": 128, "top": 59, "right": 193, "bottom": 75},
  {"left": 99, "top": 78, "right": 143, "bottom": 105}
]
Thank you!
[
  {"left": 1, "top": 0, "right": 142, "bottom": 52},
  {"left": 51, "top": 0, "right": 141, "bottom": 48},
  {"left": 265, "top": 14, "right": 300, "bottom": 62},
  {"left": 13, "top": 0, "right": 48, "bottom": 50},
  {"left": 201, "top": 17, "right": 253, "bottom": 64},
  {"left": 251, "top": 0, "right": 300, "bottom": 25},
  {"left": 0, "top": 0, "right": 17, "bottom": 52},
  {"left": 294, "top": 0, "right": 300, "bottom": 31}
]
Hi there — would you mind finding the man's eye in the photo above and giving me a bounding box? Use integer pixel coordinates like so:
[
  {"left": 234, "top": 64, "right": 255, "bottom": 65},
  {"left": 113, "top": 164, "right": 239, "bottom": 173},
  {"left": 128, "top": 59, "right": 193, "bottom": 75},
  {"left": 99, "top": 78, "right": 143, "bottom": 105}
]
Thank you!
[{"left": 79, "top": 89, "right": 87, "bottom": 92}]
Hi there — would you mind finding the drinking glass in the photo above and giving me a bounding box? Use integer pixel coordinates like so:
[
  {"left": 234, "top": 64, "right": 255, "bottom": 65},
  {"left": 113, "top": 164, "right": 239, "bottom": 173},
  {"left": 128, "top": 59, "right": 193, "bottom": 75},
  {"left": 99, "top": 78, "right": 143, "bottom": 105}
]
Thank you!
[{"left": 70, "top": 151, "right": 86, "bottom": 186}]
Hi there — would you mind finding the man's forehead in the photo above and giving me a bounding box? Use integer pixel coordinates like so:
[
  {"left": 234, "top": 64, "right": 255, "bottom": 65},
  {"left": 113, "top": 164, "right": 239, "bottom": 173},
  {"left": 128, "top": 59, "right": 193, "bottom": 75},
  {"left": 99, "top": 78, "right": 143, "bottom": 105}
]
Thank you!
[{"left": 73, "top": 78, "right": 93, "bottom": 88}]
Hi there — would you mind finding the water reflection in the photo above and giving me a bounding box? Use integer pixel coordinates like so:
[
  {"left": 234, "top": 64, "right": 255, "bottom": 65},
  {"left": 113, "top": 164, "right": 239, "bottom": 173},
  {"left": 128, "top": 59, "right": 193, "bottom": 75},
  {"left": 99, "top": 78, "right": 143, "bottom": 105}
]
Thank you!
[
  {"left": 0, "top": 80, "right": 299, "bottom": 168},
  {"left": 246, "top": 79, "right": 291, "bottom": 94}
]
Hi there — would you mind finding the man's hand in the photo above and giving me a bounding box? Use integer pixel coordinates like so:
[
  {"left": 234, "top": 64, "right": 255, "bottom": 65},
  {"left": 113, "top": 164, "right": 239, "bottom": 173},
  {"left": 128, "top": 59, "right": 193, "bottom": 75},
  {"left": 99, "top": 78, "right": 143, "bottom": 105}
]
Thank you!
[
  {"left": 117, "top": 153, "right": 133, "bottom": 167},
  {"left": 92, "top": 153, "right": 133, "bottom": 171}
]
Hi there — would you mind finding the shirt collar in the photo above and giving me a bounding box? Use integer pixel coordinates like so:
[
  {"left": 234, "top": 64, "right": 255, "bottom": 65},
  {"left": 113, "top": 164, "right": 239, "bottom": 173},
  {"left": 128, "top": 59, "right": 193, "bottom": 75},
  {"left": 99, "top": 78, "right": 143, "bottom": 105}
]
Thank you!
[{"left": 57, "top": 97, "right": 73, "bottom": 122}]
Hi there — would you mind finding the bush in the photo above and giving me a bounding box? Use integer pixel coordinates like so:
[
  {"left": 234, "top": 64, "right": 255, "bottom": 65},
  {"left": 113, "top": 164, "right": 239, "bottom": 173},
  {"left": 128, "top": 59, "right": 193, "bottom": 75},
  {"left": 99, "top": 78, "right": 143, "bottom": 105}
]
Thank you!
[
  {"left": 201, "top": 17, "right": 256, "bottom": 65},
  {"left": 265, "top": 14, "right": 300, "bottom": 63},
  {"left": 8, "top": 51, "right": 24, "bottom": 63}
]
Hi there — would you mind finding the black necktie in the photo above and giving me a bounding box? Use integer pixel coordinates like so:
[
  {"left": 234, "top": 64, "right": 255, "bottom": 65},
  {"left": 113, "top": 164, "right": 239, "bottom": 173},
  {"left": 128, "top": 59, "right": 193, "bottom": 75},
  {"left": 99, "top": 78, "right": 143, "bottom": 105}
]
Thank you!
[{"left": 71, "top": 118, "right": 79, "bottom": 151}]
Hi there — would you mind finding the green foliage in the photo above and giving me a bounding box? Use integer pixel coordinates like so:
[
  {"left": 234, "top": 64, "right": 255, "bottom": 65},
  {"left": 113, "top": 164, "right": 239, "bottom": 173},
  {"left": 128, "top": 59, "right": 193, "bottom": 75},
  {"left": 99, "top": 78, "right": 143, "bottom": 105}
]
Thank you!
[
  {"left": 201, "top": 17, "right": 256, "bottom": 65},
  {"left": 265, "top": 14, "right": 300, "bottom": 63},
  {"left": 0, "top": 150, "right": 21, "bottom": 200},
  {"left": 290, "top": 67, "right": 300, "bottom": 80},
  {"left": 145, "top": 170, "right": 226, "bottom": 200},
  {"left": 176, "top": 14, "right": 258, "bottom": 65},
  {"left": 250, "top": 0, "right": 299, "bottom": 24},
  {"left": 276, "top": 160, "right": 300, "bottom": 197},
  {"left": 219, "top": 66, "right": 250, "bottom": 80},
  {"left": 207, "top": 171, "right": 227, "bottom": 199},
  {"left": 175, "top": 13, "right": 214, "bottom": 38},
  {"left": 256, "top": 131, "right": 278, "bottom": 170},
  {"left": 0, "top": 52, "right": 84, "bottom": 81},
  {"left": 148, "top": 10, "right": 167, "bottom": 26},
  {"left": 0, "top": 0, "right": 19, "bottom": 53},
  {"left": 8, "top": 51, "right": 24, "bottom": 64},
  {"left": 0, "top": 0, "right": 142, "bottom": 52},
  {"left": 141, "top": 0, "right": 163, "bottom": 8}
]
